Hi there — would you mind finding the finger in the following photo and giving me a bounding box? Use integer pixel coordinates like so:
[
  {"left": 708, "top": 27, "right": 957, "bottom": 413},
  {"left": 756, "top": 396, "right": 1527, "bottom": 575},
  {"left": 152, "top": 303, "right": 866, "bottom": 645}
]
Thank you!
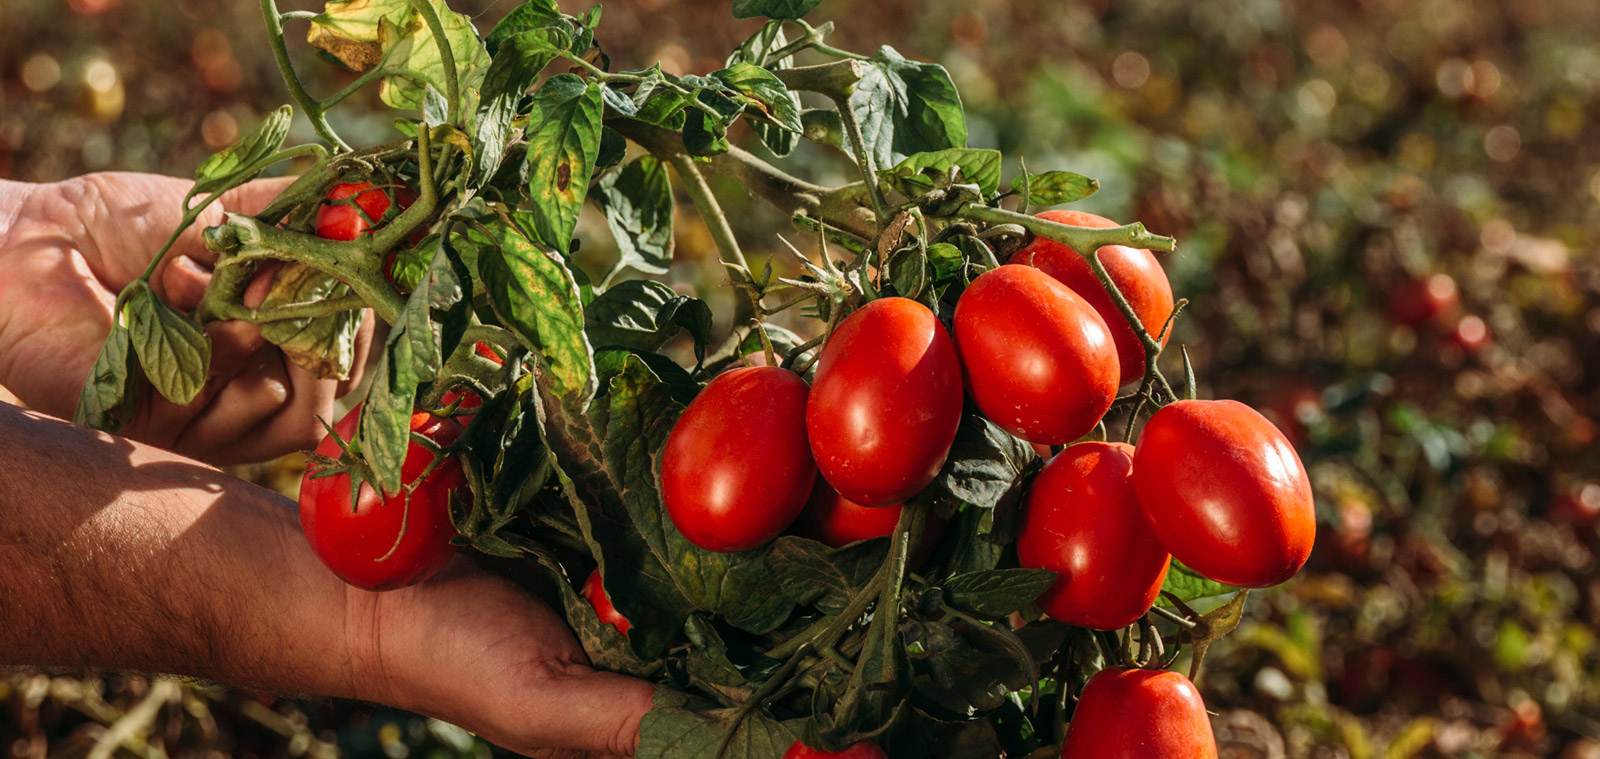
[
  {"left": 498, "top": 665, "right": 656, "bottom": 758},
  {"left": 158, "top": 254, "right": 213, "bottom": 312},
  {"left": 170, "top": 176, "right": 298, "bottom": 266},
  {"left": 122, "top": 318, "right": 268, "bottom": 456},
  {"left": 209, "top": 354, "right": 341, "bottom": 465},
  {"left": 169, "top": 347, "right": 293, "bottom": 464},
  {"left": 243, "top": 260, "right": 285, "bottom": 309}
]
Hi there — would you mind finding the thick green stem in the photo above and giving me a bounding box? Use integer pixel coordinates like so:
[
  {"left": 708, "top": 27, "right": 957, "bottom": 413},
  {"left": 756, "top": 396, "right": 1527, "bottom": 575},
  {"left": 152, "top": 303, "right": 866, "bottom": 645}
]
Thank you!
[
  {"left": 208, "top": 292, "right": 366, "bottom": 323},
  {"left": 773, "top": 59, "right": 864, "bottom": 100},
  {"left": 261, "top": 0, "right": 348, "bottom": 151},
  {"left": 201, "top": 217, "right": 405, "bottom": 324},
  {"left": 831, "top": 98, "right": 888, "bottom": 234},
  {"left": 662, "top": 153, "right": 761, "bottom": 324}
]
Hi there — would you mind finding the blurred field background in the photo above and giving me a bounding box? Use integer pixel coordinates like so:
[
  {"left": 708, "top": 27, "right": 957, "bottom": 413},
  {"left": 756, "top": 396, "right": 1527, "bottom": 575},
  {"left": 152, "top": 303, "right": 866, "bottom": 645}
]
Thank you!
[{"left": 4, "top": 0, "right": 1600, "bottom": 756}]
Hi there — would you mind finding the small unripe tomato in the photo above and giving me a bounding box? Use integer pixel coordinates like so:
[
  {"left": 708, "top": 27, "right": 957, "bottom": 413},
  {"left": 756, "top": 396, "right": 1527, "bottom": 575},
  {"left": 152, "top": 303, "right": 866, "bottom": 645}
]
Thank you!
[
  {"left": 1015, "top": 209, "right": 1175, "bottom": 387},
  {"left": 299, "top": 405, "right": 465, "bottom": 591},
  {"left": 315, "top": 181, "right": 415, "bottom": 241},
  {"left": 580, "top": 571, "right": 631, "bottom": 636},
  {"left": 781, "top": 740, "right": 887, "bottom": 759},
  {"left": 662, "top": 366, "right": 815, "bottom": 552},
  {"left": 953, "top": 265, "right": 1119, "bottom": 445},
  {"left": 1387, "top": 273, "right": 1459, "bottom": 328},
  {"left": 1133, "top": 400, "right": 1315, "bottom": 588},
  {"left": 1060, "top": 667, "right": 1217, "bottom": 759},
  {"left": 808, "top": 298, "right": 964, "bottom": 507},
  {"left": 1017, "top": 442, "right": 1170, "bottom": 631}
]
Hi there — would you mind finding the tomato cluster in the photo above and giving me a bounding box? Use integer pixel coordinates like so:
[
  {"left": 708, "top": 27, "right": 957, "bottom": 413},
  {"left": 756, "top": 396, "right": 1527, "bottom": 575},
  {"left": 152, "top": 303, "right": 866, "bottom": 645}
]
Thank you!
[{"left": 658, "top": 213, "right": 1315, "bottom": 635}]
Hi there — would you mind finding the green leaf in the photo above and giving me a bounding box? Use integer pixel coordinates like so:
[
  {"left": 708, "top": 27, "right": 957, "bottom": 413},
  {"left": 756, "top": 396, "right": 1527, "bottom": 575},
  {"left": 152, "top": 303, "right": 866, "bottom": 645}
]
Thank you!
[
  {"left": 637, "top": 690, "right": 798, "bottom": 759},
  {"left": 591, "top": 155, "right": 675, "bottom": 279},
  {"left": 764, "top": 536, "right": 886, "bottom": 615},
  {"left": 657, "top": 295, "right": 713, "bottom": 363},
  {"left": 727, "top": 23, "right": 803, "bottom": 157},
  {"left": 360, "top": 343, "right": 417, "bottom": 496},
  {"left": 730, "top": 0, "right": 821, "bottom": 20},
  {"left": 926, "top": 242, "right": 964, "bottom": 282},
  {"left": 483, "top": 0, "right": 563, "bottom": 56},
  {"left": 848, "top": 46, "right": 967, "bottom": 168},
  {"left": 256, "top": 263, "right": 364, "bottom": 381},
  {"left": 922, "top": 412, "right": 1036, "bottom": 512},
  {"left": 682, "top": 89, "right": 745, "bottom": 157},
  {"left": 529, "top": 547, "right": 658, "bottom": 678},
  {"left": 584, "top": 280, "right": 681, "bottom": 351},
  {"left": 74, "top": 324, "right": 139, "bottom": 433},
  {"left": 193, "top": 106, "right": 291, "bottom": 195},
  {"left": 473, "top": 224, "right": 595, "bottom": 400},
  {"left": 595, "top": 126, "right": 628, "bottom": 172},
  {"left": 879, "top": 148, "right": 1002, "bottom": 198},
  {"left": 123, "top": 281, "right": 210, "bottom": 405},
  {"left": 906, "top": 619, "right": 1035, "bottom": 720},
  {"left": 714, "top": 62, "right": 803, "bottom": 134},
  {"left": 1157, "top": 559, "right": 1238, "bottom": 606},
  {"left": 387, "top": 238, "right": 466, "bottom": 391},
  {"left": 941, "top": 569, "right": 1056, "bottom": 620},
  {"left": 523, "top": 74, "right": 604, "bottom": 253},
  {"left": 473, "top": 27, "right": 569, "bottom": 186},
  {"left": 308, "top": 0, "right": 491, "bottom": 113},
  {"left": 1012, "top": 170, "right": 1099, "bottom": 206}
]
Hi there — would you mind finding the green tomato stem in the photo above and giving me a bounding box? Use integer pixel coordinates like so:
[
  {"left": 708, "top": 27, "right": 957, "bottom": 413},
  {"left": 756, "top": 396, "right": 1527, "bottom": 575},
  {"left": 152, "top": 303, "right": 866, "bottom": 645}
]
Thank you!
[
  {"left": 405, "top": 0, "right": 460, "bottom": 120},
  {"left": 260, "top": 0, "right": 348, "bottom": 151}
]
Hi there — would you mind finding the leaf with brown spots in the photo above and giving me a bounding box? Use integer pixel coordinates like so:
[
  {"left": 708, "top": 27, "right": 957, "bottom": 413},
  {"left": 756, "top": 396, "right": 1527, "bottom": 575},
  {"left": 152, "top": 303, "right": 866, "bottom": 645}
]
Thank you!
[{"left": 522, "top": 73, "right": 604, "bottom": 254}]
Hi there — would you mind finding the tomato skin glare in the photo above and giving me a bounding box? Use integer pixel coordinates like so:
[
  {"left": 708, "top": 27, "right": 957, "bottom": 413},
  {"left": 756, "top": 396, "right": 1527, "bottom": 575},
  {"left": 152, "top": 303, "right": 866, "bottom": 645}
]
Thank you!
[{"left": 1060, "top": 667, "right": 1219, "bottom": 759}]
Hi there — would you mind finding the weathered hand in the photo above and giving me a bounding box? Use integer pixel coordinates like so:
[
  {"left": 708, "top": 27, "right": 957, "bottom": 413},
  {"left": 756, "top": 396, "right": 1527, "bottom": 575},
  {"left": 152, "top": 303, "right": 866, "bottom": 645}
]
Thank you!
[
  {"left": 347, "top": 559, "right": 657, "bottom": 759},
  {"left": 0, "top": 172, "right": 372, "bottom": 464}
]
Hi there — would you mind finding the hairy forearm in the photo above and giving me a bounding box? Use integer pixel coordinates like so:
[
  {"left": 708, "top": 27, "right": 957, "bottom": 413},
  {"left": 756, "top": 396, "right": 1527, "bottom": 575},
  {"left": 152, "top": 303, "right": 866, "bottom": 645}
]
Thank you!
[{"left": 0, "top": 401, "right": 364, "bottom": 697}]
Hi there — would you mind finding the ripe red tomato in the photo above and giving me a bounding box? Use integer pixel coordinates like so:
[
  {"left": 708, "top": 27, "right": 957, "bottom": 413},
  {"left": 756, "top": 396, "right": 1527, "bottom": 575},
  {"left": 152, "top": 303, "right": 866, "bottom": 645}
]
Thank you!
[
  {"left": 580, "top": 570, "right": 631, "bottom": 636},
  {"left": 315, "top": 181, "right": 416, "bottom": 241},
  {"left": 1549, "top": 483, "right": 1600, "bottom": 527},
  {"left": 1060, "top": 667, "right": 1217, "bottom": 759},
  {"left": 808, "top": 297, "right": 963, "bottom": 507},
  {"left": 299, "top": 405, "right": 465, "bottom": 591},
  {"left": 662, "top": 366, "right": 815, "bottom": 552},
  {"left": 781, "top": 740, "right": 887, "bottom": 759},
  {"left": 1017, "top": 442, "right": 1170, "bottom": 631},
  {"left": 1133, "top": 400, "right": 1315, "bottom": 588},
  {"left": 1387, "top": 273, "right": 1459, "bottom": 327},
  {"left": 1014, "top": 209, "right": 1175, "bottom": 387},
  {"left": 953, "top": 265, "right": 1119, "bottom": 445},
  {"left": 793, "top": 476, "right": 948, "bottom": 567}
]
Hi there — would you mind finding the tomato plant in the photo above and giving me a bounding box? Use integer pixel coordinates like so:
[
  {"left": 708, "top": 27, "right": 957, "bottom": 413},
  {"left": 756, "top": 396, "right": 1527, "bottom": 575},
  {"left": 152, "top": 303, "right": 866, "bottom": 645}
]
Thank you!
[
  {"left": 1059, "top": 667, "right": 1217, "bottom": 759},
  {"left": 662, "top": 366, "right": 815, "bottom": 552},
  {"left": 1133, "top": 400, "right": 1316, "bottom": 588},
  {"left": 63, "top": 0, "right": 1316, "bottom": 752},
  {"left": 1016, "top": 442, "right": 1170, "bottom": 631},
  {"left": 298, "top": 404, "right": 464, "bottom": 591},
  {"left": 807, "top": 297, "right": 963, "bottom": 506},
  {"left": 953, "top": 264, "right": 1119, "bottom": 444},
  {"left": 1014, "top": 209, "right": 1175, "bottom": 387}
]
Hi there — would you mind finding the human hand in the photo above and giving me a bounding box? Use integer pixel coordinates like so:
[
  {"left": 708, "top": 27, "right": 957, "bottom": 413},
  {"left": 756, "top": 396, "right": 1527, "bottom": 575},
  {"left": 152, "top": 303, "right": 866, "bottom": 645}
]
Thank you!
[
  {"left": 346, "top": 559, "right": 658, "bottom": 759},
  {"left": 0, "top": 172, "right": 372, "bottom": 464}
]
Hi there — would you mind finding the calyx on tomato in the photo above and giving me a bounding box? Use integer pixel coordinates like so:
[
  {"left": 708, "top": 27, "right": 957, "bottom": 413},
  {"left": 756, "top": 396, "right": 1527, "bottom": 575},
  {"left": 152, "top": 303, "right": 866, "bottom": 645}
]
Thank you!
[{"left": 298, "top": 404, "right": 465, "bottom": 591}]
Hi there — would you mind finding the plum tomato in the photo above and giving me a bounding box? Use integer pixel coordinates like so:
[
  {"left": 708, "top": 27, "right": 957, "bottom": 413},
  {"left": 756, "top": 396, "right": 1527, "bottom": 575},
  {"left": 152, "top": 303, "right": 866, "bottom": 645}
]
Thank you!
[
  {"left": 661, "top": 366, "right": 815, "bottom": 552},
  {"left": 793, "top": 475, "right": 947, "bottom": 567},
  {"left": 1017, "top": 442, "right": 1171, "bottom": 631},
  {"left": 1014, "top": 209, "right": 1175, "bottom": 387},
  {"left": 1133, "top": 400, "right": 1315, "bottom": 588},
  {"left": 807, "top": 297, "right": 964, "bottom": 507},
  {"left": 953, "top": 265, "right": 1119, "bottom": 445},
  {"left": 580, "top": 570, "right": 631, "bottom": 636},
  {"left": 781, "top": 740, "right": 887, "bottom": 759},
  {"left": 299, "top": 405, "right": 465, "bottom": 591},
  {"left": 315, "top": 181, "right": 415, "bottom": 242},
  {"left": 1060, "top": 667, "right": 1218, "bottom": 759}
]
